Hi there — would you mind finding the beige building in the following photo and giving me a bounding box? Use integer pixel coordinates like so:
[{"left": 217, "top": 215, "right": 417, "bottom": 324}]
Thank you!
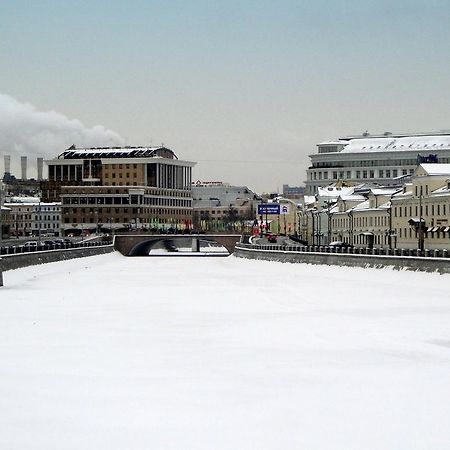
[
  {"left": 327, "top": 164, "right": 450, "bottom": 250},
  {"left": 392, "top": 164, "right": 450, "bottom": 250},
  {"left": 42, "top": 146, "right": 196, "bottom": 234}
]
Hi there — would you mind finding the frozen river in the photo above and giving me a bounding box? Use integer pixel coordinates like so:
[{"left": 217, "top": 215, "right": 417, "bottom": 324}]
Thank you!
[{"left": 1, "top": 253, "right": 450, "bottom": 449}]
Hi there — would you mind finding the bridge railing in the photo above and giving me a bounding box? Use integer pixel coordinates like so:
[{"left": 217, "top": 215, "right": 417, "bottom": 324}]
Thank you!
[{"left": 235, "top": 242, "right": 450, "bottom": 259}]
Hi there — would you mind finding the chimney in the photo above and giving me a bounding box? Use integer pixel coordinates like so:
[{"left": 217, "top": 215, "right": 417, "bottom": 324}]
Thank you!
[
  {"left": 21, "top": 156, "right": 27, "bottom": 180},
  {"left": 37, "top": 157, "right": 44, "bottom": 181},
  {"left": 4, "top": 155, "right": 11, "bottom": 174}
]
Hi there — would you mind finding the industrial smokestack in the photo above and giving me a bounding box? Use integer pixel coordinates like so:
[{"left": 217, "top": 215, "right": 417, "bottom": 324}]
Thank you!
[
  {"left": 4, "top": 155, "right": 11, "bottom": 174},
  {"left": 21, "top": 156, "right": 27, "bottom": 180},
  {"left": 37, "top": 157, "right": 43, "bottom": 181}
]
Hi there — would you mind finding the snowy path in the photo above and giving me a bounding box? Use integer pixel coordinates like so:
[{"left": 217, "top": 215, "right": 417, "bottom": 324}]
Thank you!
[{"left": 1, "top": 253, "right": 450, "bottom": 450}]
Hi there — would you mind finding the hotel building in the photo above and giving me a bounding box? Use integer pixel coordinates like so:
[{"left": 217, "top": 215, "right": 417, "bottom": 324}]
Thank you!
[{"left": 41, "top": 146, "right": 196, "bottom": 234}]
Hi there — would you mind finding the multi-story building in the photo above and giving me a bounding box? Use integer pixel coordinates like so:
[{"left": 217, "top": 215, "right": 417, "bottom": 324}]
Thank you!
[
  {"left": 391, "top": 164, "right": 450, "bottom": 250},
  {"left": 41, "top": 146, "right": 196, "bottom": 234},
  {"left": 4, "top": 198, "right": 61, "bottom": 237},
  {"left": 306, "top": 132, "right": 450, "bottom": 195},
  {"left": 323, "top": 164, "right": 450, "bottom": 250},
  {"left": 192, "top": 181, "right": 259, "bottom": 231}
]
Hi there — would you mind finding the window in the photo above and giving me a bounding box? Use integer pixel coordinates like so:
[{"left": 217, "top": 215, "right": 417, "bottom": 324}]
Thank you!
[
  {"left": 369, "top": 170, "right": 374, "bottom": 178},
  {"left": 356, "top": 171, "right": 361, "bottom": 179},
  {"left": 393, "top": 169, "right": 398, "bottom": 177},
  {"left": 379, "top": 170, "right": 384, "bottom": 178}
]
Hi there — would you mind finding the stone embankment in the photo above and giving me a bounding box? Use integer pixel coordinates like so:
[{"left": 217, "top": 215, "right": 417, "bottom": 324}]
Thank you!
[
  {"left": 234, "top": 243, "right": 450, "bottom": 275},
  {"left": 0, "top": 245, "right": 115, "bottom": 273}
]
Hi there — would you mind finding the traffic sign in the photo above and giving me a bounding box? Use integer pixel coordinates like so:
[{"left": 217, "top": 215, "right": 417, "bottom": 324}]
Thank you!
[{"left": 258, "top": 204, "right": 280, "bottom": 215}]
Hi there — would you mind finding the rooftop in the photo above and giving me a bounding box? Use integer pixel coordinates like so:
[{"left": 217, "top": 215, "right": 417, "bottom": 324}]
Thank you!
[
  {"left": 318, "top": 132, "right": 450, "bottom": 154},
  {"left": 58, "top": 146, "right": 178, "bottom": 160}
]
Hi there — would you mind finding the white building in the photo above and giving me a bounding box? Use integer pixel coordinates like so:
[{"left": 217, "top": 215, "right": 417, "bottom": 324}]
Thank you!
[
  {"left": 4, "top": 197, "right": 61, "bottom": 237},
  {"left": 306, "top": 132, "right": 450, "bottom": 194}
]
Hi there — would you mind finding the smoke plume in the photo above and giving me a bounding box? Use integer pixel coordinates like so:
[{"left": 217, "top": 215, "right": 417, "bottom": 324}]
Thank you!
[{"left": 0, "top": 93, "right": 125, "bottom": 176}]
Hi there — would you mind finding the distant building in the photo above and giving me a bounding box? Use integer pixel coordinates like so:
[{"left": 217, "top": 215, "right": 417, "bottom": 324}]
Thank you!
[
  {"left": 4, "top": 198, "right": 61, "bottom": 237},
  {"left": 282, "top": 184, "right": 304, "bottom": 198},
  {"left": 41, "top": 146, "right": 196, "bottom": 234},
  {"left": 192, "top": 181, "right": 259, "bottom": 231},
  {"left": 305, "top": 131, "right": 450, "bottom": 194}
]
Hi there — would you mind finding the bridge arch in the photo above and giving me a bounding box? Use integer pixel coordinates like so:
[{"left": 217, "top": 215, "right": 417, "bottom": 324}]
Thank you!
[{"left": 114, "top": 234, "right": 242, "bottom": 256}]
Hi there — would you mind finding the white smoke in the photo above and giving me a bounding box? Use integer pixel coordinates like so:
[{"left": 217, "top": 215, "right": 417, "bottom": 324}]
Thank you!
[{"left": 0, "top": 93, "right": 125, "bottom": 177}]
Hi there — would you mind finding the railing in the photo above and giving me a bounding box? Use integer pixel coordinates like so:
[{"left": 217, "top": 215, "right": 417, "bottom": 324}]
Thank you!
[
  {"left": 0, "top": 240, "right": 111, "bottom": 256},
  {"left": 236, "top": 243, "right": 450, "bottom": 259}
]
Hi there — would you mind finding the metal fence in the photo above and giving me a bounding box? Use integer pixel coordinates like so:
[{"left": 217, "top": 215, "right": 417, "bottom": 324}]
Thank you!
[
  {"left": 236, "top": 243, "right": 450, "bottom": 259},
  {"left": 0, "top": 240, "right": 110, "bottom": 256}
]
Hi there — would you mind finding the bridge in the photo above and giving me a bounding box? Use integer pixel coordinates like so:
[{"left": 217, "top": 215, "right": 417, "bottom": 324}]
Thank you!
[{"left": 113, "top": 234, "right": 243, "bottom": 256}]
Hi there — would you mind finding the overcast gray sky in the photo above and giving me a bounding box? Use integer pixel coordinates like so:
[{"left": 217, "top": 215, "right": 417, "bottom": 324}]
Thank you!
[{"left": 1, "top": 0, "right": 450, "bottom": 192}]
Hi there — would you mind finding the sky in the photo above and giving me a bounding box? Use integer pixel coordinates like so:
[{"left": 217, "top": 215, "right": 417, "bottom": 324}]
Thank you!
[{"left": 1, "top": 0, "right": 450, "bottom": 192}]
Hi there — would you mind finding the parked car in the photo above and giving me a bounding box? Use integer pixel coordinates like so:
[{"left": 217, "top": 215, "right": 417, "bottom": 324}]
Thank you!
[{"left": 267, "top": 233, "right": 278, "bottom": 243}]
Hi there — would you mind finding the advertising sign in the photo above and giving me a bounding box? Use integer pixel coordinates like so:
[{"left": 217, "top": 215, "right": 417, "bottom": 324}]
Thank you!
[
  {"left": 258, "top": 203, "right": 280, "bottom": 215},
  {"left": 280, "top": 204, "right": 290, "bottom": 215}
]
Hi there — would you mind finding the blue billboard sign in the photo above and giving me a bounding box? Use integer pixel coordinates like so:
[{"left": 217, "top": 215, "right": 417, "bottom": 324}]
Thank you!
[{"left": 258, "top": 204, "right": 280, "bottom": 215}]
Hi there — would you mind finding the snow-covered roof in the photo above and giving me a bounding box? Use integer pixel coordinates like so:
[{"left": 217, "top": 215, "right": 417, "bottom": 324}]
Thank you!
[
  {"left": 58, "top": 146, "right": 178, "bottom": 160},
  {"left": 317, "top": 185, "right": 354, "bottom": 198},
  {"left": 8, "top": 196, "right": 40, "bottom": 204},
  {"left": 370, "top": 187, "right": 401, "bottom": 196},
  {"left": 419, "top": 163, "right": 450, "bottom": 175},
  {"left": 303, "top": 195, "right": 316, "bottom": 206},
  {"left": 340, "top": 194, "right": 366, "bottom": 202},
  {"left": 325, "top": 134, "right": 450, "bottom": 154},
  {"left": 352, "top": 200, "right": 370, "bottom": 210}
]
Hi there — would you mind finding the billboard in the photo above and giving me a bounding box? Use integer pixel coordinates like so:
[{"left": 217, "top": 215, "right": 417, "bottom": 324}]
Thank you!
[{"left": 258, "top": 204, "right": 280, "bottom": 215}]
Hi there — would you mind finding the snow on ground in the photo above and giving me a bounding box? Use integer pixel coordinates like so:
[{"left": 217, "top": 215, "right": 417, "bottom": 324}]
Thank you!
[{"left": 1, "top": 253, "right": 450, "bottom": 450}]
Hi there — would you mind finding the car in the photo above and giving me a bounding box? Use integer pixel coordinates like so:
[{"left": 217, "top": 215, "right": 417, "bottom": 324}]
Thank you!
[
  {"left": 267, "top": 233, "right": 278, "bottom": 243},
  {"left": 23, "top": 241, "right": 38, "bottom": 247},
  {"left": 329, "top": 241, "right": 353, "bottom": 248}
]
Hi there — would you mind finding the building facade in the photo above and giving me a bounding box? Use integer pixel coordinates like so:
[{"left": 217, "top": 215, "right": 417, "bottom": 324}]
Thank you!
[
  {"left": 4, "top": 198, "right": 61, "bottom": 237},
  {"left": 306, "top": 132, "right": 450, "bottom": 195},
  {"left": 192, "top": 181, "right": 259, "bottom": 232},
  {"left": 41, "top": 146, "right": 196, "bottom": 234},
  {"left": 323, "top": 164, "right": 450, "bottom": 250}
]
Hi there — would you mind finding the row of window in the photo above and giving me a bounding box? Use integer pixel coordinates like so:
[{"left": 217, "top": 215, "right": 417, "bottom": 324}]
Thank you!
[
  {"left": 63, "top": 197, "right": 191, "bottom": 207},
  {"left": 312, "top": 158, "right": 449, "bottom": 169},
  {"left": 310, "top": 168, "right": 414, "bottom": 181},
  {"left": 394, "top": 203, "right": 447, "bottom": 217}
]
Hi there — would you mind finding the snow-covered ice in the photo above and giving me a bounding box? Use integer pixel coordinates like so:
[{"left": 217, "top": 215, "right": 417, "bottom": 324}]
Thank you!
[{"left": 1, "top": 253, "right": 450, "bottom": 449}]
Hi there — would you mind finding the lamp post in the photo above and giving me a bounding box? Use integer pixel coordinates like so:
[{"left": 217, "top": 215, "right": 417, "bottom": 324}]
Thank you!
[
  {"left": 37, "top": 194, "right": 42, "bottom": 245},
  {"left": 348, "top": 209, "right": 354, "bottom": 246},
  {"left": 418, "top": 193, "right": 424, "bottom": 252}
]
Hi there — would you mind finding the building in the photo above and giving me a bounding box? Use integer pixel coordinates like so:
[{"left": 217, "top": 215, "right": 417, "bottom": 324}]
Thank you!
[
  {"left": 41, "top": 146, "right": 196, "bottom": 234},
  {"left": 192, "top": 181, "right": 259, "bottom": 232},
  {"left": 282, "top": 184, "right": 305, "bottom": 199},
  {"left": 391, "top": 164, "right": 450, "bottom": 250},
  {"left": 305, "top": 131, "right": 450, "bottom": 194},
  {"left": 321, "top": 164, "right": 450, "bottom": 250},
  {"left": 4, "top": 197, "right": 61, "bottom": 237}
]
